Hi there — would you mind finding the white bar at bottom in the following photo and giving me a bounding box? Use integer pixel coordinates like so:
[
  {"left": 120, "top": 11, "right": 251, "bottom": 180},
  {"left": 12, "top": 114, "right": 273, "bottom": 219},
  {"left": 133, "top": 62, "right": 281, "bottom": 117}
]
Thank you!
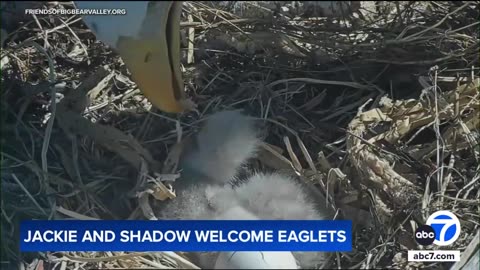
[{"left": 408, "top": 250, "right": 461, "bottom": 262}]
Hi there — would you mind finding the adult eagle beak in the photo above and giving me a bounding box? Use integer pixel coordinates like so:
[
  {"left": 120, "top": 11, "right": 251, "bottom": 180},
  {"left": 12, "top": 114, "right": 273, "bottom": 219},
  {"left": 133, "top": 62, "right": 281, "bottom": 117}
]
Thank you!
[{"left": 116, "top": 1, "right": 190, "bottom": 113}]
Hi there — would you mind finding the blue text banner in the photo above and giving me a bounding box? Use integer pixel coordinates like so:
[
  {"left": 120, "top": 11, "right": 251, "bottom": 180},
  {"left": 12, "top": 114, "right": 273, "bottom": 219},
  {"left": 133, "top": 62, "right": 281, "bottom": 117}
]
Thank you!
[{"left": 20, "top": 220, "right": 352, "bottom": 252}]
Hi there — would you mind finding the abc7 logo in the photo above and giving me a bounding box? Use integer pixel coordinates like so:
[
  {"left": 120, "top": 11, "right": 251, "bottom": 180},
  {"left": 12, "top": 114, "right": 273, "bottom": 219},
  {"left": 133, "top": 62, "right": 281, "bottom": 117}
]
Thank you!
[{"left": 415, "top": 210, "right": 461, "bottom": 246}]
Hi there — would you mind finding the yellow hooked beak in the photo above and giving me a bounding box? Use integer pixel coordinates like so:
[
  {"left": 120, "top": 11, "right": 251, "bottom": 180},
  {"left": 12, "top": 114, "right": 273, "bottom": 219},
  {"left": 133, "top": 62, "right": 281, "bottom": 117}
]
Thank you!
[{"left": 116, "top": 1, "right": 190, "bottom": 113}]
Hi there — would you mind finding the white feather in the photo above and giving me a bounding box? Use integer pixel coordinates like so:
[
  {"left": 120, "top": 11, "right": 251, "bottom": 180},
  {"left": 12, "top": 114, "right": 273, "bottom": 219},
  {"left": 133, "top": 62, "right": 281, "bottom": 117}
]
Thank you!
[
  {"left": 181, "top": 110, "right": 261, "bottom": 185},
  {"left": 74, "top": 1, "right": 148, "bottom": 48},
  {"left": 232, "top": 172, "right": 328, "bottom": 220}
]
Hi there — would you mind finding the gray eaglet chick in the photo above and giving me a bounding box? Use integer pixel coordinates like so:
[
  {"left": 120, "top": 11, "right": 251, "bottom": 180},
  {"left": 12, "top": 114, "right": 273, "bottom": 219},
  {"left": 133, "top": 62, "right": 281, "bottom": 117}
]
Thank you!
[{"left": 154, "top": 110, "right": 330, "bottom": 269}]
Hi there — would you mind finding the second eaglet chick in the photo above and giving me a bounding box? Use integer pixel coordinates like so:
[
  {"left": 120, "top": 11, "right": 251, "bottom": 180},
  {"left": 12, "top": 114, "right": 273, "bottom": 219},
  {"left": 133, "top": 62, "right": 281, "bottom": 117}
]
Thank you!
[{"left": 154, "top": 110, "right": 330, "bottom": 269}]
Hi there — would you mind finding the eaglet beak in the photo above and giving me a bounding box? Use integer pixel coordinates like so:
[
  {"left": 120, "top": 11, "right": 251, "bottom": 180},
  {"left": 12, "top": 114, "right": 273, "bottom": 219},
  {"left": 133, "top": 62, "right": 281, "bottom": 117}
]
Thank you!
[{"left": 116, "top": 1, "right": 190, "bottom": 113}]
